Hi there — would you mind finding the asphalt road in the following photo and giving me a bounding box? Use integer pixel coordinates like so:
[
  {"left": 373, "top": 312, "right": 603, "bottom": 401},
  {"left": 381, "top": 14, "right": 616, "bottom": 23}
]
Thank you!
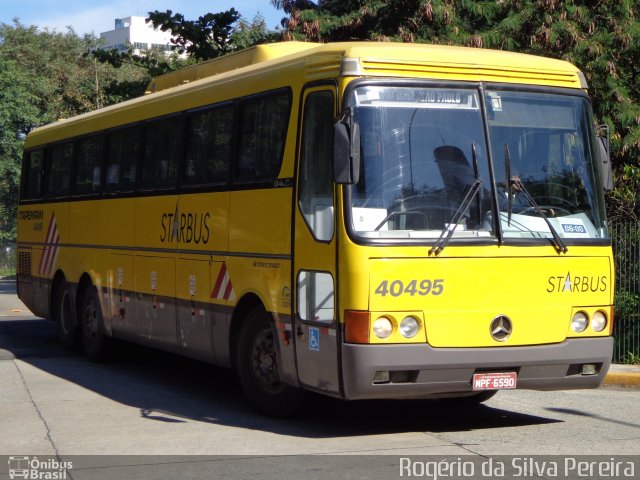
[{"left": 0, "top": 277, "right": 638, "bottom": 479}]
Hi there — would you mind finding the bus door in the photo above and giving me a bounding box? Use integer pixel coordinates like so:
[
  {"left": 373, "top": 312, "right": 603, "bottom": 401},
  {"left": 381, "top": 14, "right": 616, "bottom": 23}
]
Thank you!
[{"left": 293, "top": 86, "right": 340, "bottom": 394}]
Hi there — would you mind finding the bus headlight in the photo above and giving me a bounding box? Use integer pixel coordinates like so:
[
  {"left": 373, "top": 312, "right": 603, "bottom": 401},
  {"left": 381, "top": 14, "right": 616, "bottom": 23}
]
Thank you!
[
  {"left": 400, "top": 316, "right": 420, "bottom": 338},
  {"left": 591, "top": 311, "right": 607, "bottom": 332},
  {"left": 571, "top": 311, "right": 588, "bottom": 333},
  {"left": 373, "top": 317, "right": 393, "bottom": 339}
]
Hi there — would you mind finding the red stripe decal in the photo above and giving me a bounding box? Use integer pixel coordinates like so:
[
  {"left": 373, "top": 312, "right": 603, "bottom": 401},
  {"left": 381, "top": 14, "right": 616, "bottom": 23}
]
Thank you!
[{"left": 211, "top": 263, "right": 227, "bottom": 299}]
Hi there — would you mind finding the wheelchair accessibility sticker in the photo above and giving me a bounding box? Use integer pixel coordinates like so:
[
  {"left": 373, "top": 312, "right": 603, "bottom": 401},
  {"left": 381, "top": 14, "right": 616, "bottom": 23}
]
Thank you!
[{"left": 309, "top": 327, "right": 320, "bottom": 352}]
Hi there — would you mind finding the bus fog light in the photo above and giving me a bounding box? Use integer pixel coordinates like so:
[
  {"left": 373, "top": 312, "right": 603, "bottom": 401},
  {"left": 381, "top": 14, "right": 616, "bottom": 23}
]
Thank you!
[
  {"left": 372, "top": 317, "right": 393, "bottom": 339},
  {"left": 372, "top": 370, "right": 390, "bottom": 384},
  {"left": 400, "top": 316, "right": 420, "bottom": 338},
  {"left": 582, "top": 364, "right": 597, "bottom": 375},
  {"left": 591, "top": 311, "right": 607, "bottom": 332},
  {"left": 571, "top": 311, "right": 588, "bottom": 333}
]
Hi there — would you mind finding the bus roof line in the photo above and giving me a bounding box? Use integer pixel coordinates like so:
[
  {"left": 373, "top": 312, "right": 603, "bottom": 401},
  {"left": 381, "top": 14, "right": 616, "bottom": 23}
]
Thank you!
[{"left": 145, "top": 42, "right": 321, "bottom": 94}]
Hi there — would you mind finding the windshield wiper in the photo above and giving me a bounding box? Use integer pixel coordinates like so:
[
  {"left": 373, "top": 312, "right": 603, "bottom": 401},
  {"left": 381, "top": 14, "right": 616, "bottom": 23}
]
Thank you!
[
  {"left": 504, "top": 144, "right": 568, "bottom": 254},
  {"left": 429, "top": 143, "right": 482, "bottom": 256},
  {"left": 504, "top": 144, "right": 513, "bottom": 226}
]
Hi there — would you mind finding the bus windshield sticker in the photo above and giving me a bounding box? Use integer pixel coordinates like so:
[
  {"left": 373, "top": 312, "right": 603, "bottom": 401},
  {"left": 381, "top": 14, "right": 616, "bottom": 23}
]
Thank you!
[{"left": 560, "top": 219, "right": 589, "bottom": 238}]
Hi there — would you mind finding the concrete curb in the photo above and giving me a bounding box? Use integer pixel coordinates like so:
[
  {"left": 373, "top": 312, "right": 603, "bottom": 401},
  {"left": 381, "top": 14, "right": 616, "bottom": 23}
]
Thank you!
[
  {"left": 604, "top": 372, "right": 640, "bottom": 387},
  {"left": 604, "top": 365, "right": 640, "bottom": 387}
]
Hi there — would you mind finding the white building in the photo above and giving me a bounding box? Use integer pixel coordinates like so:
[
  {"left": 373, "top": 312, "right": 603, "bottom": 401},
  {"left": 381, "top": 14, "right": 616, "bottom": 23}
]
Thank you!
[{"left": 100, "top": 16, "right": 176, "bottom": 55}]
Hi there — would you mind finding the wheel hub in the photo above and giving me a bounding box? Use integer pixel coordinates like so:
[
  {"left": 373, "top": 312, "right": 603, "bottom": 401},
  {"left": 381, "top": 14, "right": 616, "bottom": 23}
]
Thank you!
[{"left": 251, "top": 330, "right": 284, "bottom": 393}]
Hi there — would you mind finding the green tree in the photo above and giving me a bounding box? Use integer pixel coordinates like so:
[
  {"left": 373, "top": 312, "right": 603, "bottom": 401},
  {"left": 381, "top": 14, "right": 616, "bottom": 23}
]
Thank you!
[
  {"left": 89, "top": 46, "right": 190, "bottom": 102},
  {"left": 231, "top": 13, "right": 280, "bottom": 50},
  {"left": 0, "top": 21, "right": 102, "bottom": 240},
  {"left": 0, "top": 21, "right": 153, "bottom": 240},
  {"left": 145, "top": 9, "right": 279, "bottom": 58},
  {"left": 146, "top": 8, "right": 242, "bottom": 60},
  {"left": 0, "top": 56, "right": 39, "bottom": 240},
  {"left": 0, "top": 22, "right": 100, "bottom": 121},
  {"left": 90, "top": 10, "right": 278, "bottom": 98}
]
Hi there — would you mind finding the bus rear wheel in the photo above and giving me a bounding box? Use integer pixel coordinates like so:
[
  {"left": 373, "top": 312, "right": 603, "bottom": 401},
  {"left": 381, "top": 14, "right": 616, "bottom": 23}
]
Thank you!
[
  {"left": 236, "top": 307, "right": 303, "bottom": 417},
  {"left": 53, "top": 280, "right": 80, "bottom": 349},
  {"left": 80, "top": 285, "right": 109, "bottom": 362}
]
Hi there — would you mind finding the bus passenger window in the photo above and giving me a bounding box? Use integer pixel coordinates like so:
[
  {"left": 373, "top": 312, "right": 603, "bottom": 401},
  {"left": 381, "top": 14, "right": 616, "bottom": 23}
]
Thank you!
[
  {"left": 48, "top": 142, "right": 73, "bottom": 197},
  {"left": 141, "top": 117, "right": 181, "bottom": 189},
  {"left": 236, "top": 91, "right": 291, "bottom": 181},
  {"left": 23, "top": 149, "right": 44, "bottom": 199},
  {"left": 105, "top": 127, "right": 140, "bottom": 193},
  {"left": 75, "top": 135, "right": 104, "bottom": 195},
  {"left": 184, "top": 106, "right": 232, "bottom": 185}
]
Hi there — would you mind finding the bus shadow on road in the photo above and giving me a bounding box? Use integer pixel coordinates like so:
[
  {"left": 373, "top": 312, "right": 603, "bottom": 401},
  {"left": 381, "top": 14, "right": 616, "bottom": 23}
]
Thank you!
[{"left": 1, "top": 317, "right": 560, "bottom": 438}]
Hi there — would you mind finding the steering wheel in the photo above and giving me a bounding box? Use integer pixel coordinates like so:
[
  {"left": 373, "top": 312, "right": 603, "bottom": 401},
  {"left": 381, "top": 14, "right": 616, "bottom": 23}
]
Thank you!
[
  {"left": 381, "top": 195, "right": 463, "bottom": 230},
  {"left": 517, "top": 205, "right": 572, "bottom": 217},
  {"left": 524, "top": 181, "right": 580, "bottom": 206}
]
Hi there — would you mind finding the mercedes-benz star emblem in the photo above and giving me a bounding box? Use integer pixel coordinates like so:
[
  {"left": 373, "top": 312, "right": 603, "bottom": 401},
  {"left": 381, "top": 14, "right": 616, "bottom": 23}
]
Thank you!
[{"left": 490, "top": 315, "right": 513, "bottom": 342}]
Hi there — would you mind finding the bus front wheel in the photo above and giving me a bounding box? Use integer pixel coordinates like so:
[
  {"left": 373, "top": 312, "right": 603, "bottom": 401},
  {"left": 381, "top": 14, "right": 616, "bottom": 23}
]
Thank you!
[
  {"left": 235, "top": 307, "right": 303, "bottom": 417},
  {"left": 80, "top": 285, "right": 109, "bottom": 362}
]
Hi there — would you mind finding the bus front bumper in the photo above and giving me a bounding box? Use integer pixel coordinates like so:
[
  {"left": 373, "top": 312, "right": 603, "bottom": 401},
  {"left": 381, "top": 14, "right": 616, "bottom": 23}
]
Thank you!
[{"left": 341, "top": 337, "right": 613, "bottom": 400}]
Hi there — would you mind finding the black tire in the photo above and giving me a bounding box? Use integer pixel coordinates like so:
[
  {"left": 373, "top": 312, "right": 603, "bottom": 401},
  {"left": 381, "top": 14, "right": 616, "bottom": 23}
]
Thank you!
[
  {"left": 235, "top": 307, "right": 304, "bottom": 417},
  {"left": 80, "top": 285, "right": 109, "bottom": 362},
  {"left": 53, "top": 280, "right": 80, "bottom": 349}
]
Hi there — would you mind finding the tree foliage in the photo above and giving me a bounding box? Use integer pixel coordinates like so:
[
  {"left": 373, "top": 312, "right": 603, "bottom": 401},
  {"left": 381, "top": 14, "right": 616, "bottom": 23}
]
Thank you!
[
  {"left": 144, "top": 9, "right": 278, "bottom": 61},
  {"left": 0, "top": 22, "right": 96, "bottom": 239},
  {"left": 272, "top": 0, "right": 640, "bottom": 218},
  {"left": 0, "top": 55, "right": 39, "bottom": 241},
  {"left": 146, "top": 9, "right": 242, "bottom": 60},
  {"left": 88, "top": 46, "right": 191, "bottom": 101},
  {"left": 1, "top": 23, "right": 101, "bottom": 121},
  {"left": 231, "top": 13, "right": 279, "bottom": 50},
  {"left": 89, "top": 11, "right": 277, "bottom": 96}
]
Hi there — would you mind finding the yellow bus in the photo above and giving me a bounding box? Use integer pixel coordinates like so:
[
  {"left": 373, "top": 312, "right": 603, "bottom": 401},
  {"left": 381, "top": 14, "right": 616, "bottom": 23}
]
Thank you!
[{"left": 17, "top": 41, "right": 614, "bottom": 416}]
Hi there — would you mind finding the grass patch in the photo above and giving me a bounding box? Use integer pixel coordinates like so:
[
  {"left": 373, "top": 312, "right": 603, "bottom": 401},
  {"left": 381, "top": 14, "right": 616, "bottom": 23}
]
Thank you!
[{"left": 0, "top": 268, "right": 15, "bottom": 277}]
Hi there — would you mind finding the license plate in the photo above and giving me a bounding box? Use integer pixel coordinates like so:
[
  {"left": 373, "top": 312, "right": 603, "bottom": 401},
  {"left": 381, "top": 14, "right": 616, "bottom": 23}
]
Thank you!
[{"left": 472, "top": 372, "right": 517, "bottom": 390}]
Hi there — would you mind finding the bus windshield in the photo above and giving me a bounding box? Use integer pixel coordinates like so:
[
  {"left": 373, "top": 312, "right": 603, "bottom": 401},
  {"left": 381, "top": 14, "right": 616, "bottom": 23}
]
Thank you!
[{"left": 347, "top": 85, "right": 608, "bottom": 243}]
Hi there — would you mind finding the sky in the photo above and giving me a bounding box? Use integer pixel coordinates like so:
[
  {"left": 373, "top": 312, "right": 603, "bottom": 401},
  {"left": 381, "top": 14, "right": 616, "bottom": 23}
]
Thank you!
[{"left": 0, "top": 0, "right": 285, "bottom": 36}]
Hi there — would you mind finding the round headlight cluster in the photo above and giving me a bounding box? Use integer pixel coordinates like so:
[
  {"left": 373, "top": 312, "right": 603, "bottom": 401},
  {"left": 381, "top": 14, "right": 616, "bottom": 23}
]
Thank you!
[
  {"left": 372, "top": 315, "right": 422, "bottom": 339},
  {"left": 591, "top": 311, "right": 607, "bottom": 332},
  {"left": 571, "top": 311, "right": 588, "bottom": 333},
  {"left": 571, "top": 310, "right": 608, "bottom": 333},
  {"left": 400, "top": 316, "right": 420, "bottom": 338},
  {"left": 372, "top": 317, "right": 393, "bottom": 339}
]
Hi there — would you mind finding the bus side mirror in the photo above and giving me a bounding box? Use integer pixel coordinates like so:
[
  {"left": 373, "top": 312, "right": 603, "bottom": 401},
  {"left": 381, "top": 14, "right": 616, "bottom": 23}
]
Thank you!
[
  {"left": 597, "top": 125, "right": 613, "bottom": 191},
  {"left": 333, "top": 122, "right": 360, "bottom": 185}
]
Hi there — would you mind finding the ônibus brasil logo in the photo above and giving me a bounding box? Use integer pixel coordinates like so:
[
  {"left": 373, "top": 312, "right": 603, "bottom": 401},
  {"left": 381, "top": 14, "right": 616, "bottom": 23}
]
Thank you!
[{"left": 8, "top": 456, "right": 72, "bottom": 480}]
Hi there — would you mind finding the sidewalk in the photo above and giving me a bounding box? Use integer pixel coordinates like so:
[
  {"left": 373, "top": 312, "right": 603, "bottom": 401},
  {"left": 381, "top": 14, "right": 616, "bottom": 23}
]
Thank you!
[{"left": 604, "top": 363, "right": 640, "bottom": 387}]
